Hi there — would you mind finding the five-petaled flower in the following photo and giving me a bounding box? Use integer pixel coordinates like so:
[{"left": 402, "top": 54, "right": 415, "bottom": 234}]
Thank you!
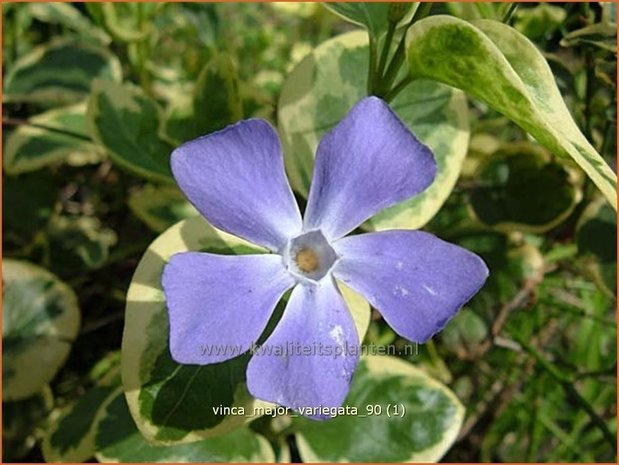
[{"left": 162, "top": 97, "right": 488, "bottom": 418}]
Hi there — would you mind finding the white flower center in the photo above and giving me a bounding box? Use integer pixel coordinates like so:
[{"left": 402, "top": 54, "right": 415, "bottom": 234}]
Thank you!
[{"left": 283, "top": 230, "right": 339, "bottom": 282}]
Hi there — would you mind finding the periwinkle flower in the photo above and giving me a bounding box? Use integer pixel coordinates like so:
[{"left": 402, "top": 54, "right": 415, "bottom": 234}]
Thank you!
[{"left": 162, "top": 97, "right": 488, "bottom": 416}]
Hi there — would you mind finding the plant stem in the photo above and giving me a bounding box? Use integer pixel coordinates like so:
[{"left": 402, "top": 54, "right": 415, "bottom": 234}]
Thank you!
[
  {"left": 136, "top": 4, "right": 152, "bottom": 96},
  {"left": 583, "top": 49, "right": 595, "bottom": 142},
  {"left": 383, "top": 75, "right": 413, "bottom": 102},
  {"left": 599, "top": 117, "right": 614, "bottom": 156},
  {"left": 502, "top": 3, "right": 519, "bottom": 24},
  {"left": 379, "top": 2, "right": 433, "bottom": 97},
  {"left": 377, "top": 21, "right": 397, "bottom": 82},
  {"left": 367, "top": 35, "right": 378, "bottom": 94}
]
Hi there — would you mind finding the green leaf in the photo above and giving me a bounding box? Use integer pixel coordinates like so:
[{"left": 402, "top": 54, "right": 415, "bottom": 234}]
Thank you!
[
  {"left": 4, "top": 103, "right": 102, "bottom": 174},
  {"left": 128, "top": 185, "right": 198, "bottom": 233},
  {"left": 193, "top": 54, "right": 244, "bottom": 137},
  {"left": 324, "top": 3, "right": 418, "bottom": 38},
  {"left": 3, "top": 172, "right": 56, "bottom": 237},
  {"left": 2, "top": 260, "right": 80, "bottom": 401},
  {"left": 577, "top": 197, "right": 617, "bottom": 296},
  {"left": 3, "top": 39, "right": 121, "bottom": 104},
  {"left": 42, "top": 382, "right": 121, "bottom": 462},
  {"left": 122, "top": 215, "right": 372, "bottom": 444},
  {"left": 86, "top": 3, "right": 161, "bottom": 43},
  {"left": 95, "top": 392, "right": 275, "bottom": 462},
  {"left": 507, "top": 243, "right": 545, "bottom": 283},
  {"left": 445, "top": 3, "right": 512, "bottom": 21},
  {"left": 294, "top": 355, "right": 464, "bottom": 462},
  {"left": 3, "top": 386, "right": 54, "bottom": 461},
  {"left": 560, "top": 23, "right": 617, "bottom": 53},
  {"left": 163, "top": 94, "right": 197, "bottom": 145},
  {"left": 602, "top": 2, "right": 617, "bottom": 25},
  {"left": 164, "top": 54, "right": 244, "bottom": 145},
  {"left": 406, "top": 16, "right": 617, "bottom": 209},
  {"left": 46, "top": 215, "right": 118, "bottom": 271},
  {"left": 514, "top": 3, "right": 567, "bottom": 41},
  {"left": 469, "top": 143, "right": 582, "bottom": 233},
  {"left": 278, "top": 31, "right": 469, "bottom": 230},
  {"left": 87, "top": 79, "right": 174, "bottom": 182},
  {"left": 27, "top": 3, "right": 110, "bottom": 44},
  {"left": 442, "top": 308, "right": 488, "bottom": 355}
]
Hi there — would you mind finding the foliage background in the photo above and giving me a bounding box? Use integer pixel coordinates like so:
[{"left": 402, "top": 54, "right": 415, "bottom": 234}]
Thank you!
[{"left": 2, "top": 2, "right": 617, "bottom": 463}]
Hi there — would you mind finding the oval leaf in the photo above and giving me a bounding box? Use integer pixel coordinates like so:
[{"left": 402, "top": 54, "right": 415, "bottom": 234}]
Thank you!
[
  {"left": 42, "top": 379, "right": 121, "bottom": 462},
  {"left": 469, "top": 143, "right": 582, "bottom": 233},
  {"left": 2, "top": 260, "right": 80, "bottom": 401},
  {"left": 122, "top": 216, "right": 370, "bottom": 444},
  {"left": 294, "top": 355, "right": 464, "bottom": 462},
  {"left": 4, "top": 103, "right": 102, "bottom": 175},
  {"left": 95, "top": 391, "right": 275, "bottom": 462},
  {"left": 3, "top": 39, "right": 121, "bottom": 104},
  {"left": 406, "top": 16, "right": 617, "bottom": 209},
  {"left": 278, "top": 31, "right": 469, "bottom": 230},
  {"left": 87, "top": 79, "right": 174, "bottom": 182},
  {"left": 193, "top": 54, "right": 243, "bottom": 137},
  {"left": 128, "top": 185, "right": 198, "bottom": 233},
  {"left": 164, "top": 54, "right": 244, "bottom": 145}
]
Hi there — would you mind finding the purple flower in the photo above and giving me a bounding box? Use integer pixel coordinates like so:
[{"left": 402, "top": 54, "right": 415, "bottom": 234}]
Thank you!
[{"left": 162, "top": 97, "right": 488, "bottom": 415}]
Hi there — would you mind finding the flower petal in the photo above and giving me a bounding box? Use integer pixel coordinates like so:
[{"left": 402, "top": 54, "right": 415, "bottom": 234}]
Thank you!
[
  {"left": 303, "top": 97, "right": 436, "bottom": 240},
  {"left": 171, "top": 120, "right": 302, "bottom": 251},
  {"left": 333, "top": 231, "right": 488, "bottom": 342},
  {"left": 246, "top": 279, "right": 359, "bottom": 416},
  {"left": 162, "top": 252, "right": 294, "bottom": 364}
]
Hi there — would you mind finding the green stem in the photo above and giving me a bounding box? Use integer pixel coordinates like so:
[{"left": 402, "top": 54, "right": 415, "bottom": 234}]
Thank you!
[
  {"left": 367, "top": 35, "right": 378, "bottom": 94},
  {"left": 377, "top": 21, "right": 397, "bottom": 81},
  {"left": 514, "top": 334, "right": 617, "bottom": 453},
  {"left": 599, "top": 117, "right": 614, "bottom": 157},
  {"left": 502, "top": 3, "right": 519, "bottom": 24},
  {"left": 380, "top": 2, "right": 432, "bottom": 97},
  {"left": 136, "top": 5, "right": 152, "bottom": 95},
  {"left": 583, "top": 49, "right": 595, "bottom": 142},
  {"left": 383, "top": 75, "right": 413, "bottom": 103}
]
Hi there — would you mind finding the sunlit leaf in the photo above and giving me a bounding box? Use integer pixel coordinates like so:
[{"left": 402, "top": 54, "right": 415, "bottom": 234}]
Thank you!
[{"left": 406, "top": 16, "right": 617, "bottom": 209}]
